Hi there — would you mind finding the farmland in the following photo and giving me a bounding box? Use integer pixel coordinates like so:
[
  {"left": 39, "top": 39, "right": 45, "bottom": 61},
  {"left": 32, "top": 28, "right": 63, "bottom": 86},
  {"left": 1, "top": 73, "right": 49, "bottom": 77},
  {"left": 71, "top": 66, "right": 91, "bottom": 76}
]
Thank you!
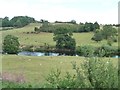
[
  {"left": 1, "top": 22, "right": 119, "bottom": 88},
  {"left": 2, "top": 55, "right": 118, "bottom": 87},
  {"left": 1, "top": 23, "right": 118, "bottom": 47}
]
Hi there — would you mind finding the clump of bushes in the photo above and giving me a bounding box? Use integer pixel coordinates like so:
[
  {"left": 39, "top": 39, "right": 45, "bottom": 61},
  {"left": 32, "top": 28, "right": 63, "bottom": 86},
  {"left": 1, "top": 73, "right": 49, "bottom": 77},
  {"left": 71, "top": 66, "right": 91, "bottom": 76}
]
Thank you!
[
  {"left": 94, "top": 45, "right": 118, "bottom": 57},
  {"left": 76, "top": 45, "right": 95, "bottom": 57},
  {"left": 76, "top": 45, "right": 118, "bottom": 57},
  {"left": 44, "top": 57, "right": 118, "bottom": 88}
]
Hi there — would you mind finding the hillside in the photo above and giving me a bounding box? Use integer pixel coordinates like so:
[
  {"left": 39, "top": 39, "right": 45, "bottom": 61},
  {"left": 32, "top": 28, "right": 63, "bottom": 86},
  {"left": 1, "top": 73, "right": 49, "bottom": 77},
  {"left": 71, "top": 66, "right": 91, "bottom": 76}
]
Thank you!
[{"left": 1, "top": 23, "right": 118, "bottom": 47}]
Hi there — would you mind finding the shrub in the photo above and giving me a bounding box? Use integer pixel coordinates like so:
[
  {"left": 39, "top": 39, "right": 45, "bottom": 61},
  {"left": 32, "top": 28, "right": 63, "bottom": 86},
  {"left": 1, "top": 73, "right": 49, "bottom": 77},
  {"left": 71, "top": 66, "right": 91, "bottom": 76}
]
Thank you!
[
  {"left": 92, "top": 31, "right": 103, "bottom": 42},
  {"left": 44, "top": 57, "right": 118, "bottom": 88},
  {"left": 95, "top": 45, "right": 118, "bottom": 57},
  {"left": 34, "top": 27, "right": 39, "bottom": 32},
  {"left": 76, "top": 45, "right": 95, "bottom": 57},
  {"left": 3, "top": 35, "right": 20, "bottom": 54}
]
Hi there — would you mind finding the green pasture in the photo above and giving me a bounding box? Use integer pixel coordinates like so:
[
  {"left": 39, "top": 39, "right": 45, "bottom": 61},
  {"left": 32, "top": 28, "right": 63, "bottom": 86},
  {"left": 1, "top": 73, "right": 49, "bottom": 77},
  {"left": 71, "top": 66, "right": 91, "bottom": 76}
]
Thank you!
[
  {"left": 2, "top": 55, "right": 118, "bottom": 85},
  {"left": 1, "top": 23, "right": 118, "bottom": 47}
]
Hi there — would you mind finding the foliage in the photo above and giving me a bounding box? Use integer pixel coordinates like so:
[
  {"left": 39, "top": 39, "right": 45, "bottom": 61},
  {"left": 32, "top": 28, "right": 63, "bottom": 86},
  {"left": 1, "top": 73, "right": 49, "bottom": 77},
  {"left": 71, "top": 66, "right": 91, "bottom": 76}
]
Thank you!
[
  {"left": 77, "top": 25, "right": 85, "bottom": 32},
  {"left": 92, "top": 30, "right": 103, "bottom": 42},
  {"left": 3, "top": 35, "right": 20, "bottom": 54},
  {"left": 84, "top": 22, "right": 94, "bottom": 32},
  {"left": 45, "top": 57, "right": 118, "bottom": 88},
  {"left": 2, "top": 16, "right": 35, "bottom": 28},
  {"left": 102, "top": 25, "right": 118, "bottom": 40},
  {"left": 84, "top": 58, "right": 118, "bottom": 88},
  {"left": 92, "top": 25, "right": 118, "bottom": 43},
  {"left": 70, "top": 20, "right": 76, "bottom": 24},
  {"left": 76, "top": 45, "right": 118, "bottom": 57},
  {"left": 37, "top": 23, "right": 78, "bottom": 33},
  {"left": 93, "top": 22, "right": 100, "bottom": 30},
  {"left": 76, "top": 45, "right": 95, "bottom": 57},
  {"left": 34, "top": 27, "right": 39, "bottom": 32},
  {"left": 53, "top": 27, "right": 76, "bottom": 52},
  {"left": 94, "top": 45, "right": 118, "bottom": 57},
  {"left": 34, "top": 22, "right": 100, "bottom": 33},
  {"left": 2, "top": 17, "right": 11, "bottom": 27},
  {"left": 107, "top": 37, "right": 114, "bottom": 46}
]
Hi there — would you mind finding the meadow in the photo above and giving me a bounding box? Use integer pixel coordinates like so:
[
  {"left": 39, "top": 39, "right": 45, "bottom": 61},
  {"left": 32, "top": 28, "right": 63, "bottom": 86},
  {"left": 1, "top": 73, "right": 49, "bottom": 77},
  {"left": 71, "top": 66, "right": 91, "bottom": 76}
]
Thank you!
[
  {"left": 2, "top": 55, "right": 118, "bottom": 86},
  {"left": 1, "top": 23, "right": 118, "bottom": 47},
  {"left": 1, "top": 23, "right": 119, "bottom": 88}
]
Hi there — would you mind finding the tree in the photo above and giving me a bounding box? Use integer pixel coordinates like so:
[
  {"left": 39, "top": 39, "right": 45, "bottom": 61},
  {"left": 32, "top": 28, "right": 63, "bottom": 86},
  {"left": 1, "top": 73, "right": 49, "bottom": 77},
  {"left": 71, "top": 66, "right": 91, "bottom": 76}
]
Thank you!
[
  {"left": 3, "top": 35, "right": 20, "bottom": 54},
  {"left": 92, "top": 31, "right": 103, "bottom": 42},
  {"left": 76, "top": 45, "right": 95, "bottom": 57},
  {"left": 93, "top": 22, "right": 100, "bottom": 31},
  {"left": 78, "top": 25, "right": 85, "bottom": 32},
  {"left": 92, "top": 25, "right": 118, "bottom": 43},
  {"left": 84, "top": 22, "right": 94, "bottom": 32},
  {"left": 102, "top": 25, "right": 117, "bottom": 39},
  {"left": 13, "top": 20, "right": 22, "bottom": 28},
  {"left": 2, "top": 17, "right": 11, "bottom": 27},
  {"left": 53, "top": 27, "right": 76, "bottom": 51},
  {"left": 10, "top": 16, "right": 35, "bottom": 27},
  {"left": 70, "top": 20, "right": 76, "bottom": 24}
]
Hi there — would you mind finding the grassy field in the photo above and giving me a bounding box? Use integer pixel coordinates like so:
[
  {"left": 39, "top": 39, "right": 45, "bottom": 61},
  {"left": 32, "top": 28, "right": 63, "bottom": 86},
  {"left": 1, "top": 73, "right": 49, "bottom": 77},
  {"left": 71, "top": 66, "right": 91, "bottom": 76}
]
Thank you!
[
  {"left": 1, "top": 23, "right": 118, "bottom": 47},
  {"left": 1, "top": 23, "right": 118, "bottom": 87},
  {"left": 2, "top": 55, "right": 118, "bottom": 85}
]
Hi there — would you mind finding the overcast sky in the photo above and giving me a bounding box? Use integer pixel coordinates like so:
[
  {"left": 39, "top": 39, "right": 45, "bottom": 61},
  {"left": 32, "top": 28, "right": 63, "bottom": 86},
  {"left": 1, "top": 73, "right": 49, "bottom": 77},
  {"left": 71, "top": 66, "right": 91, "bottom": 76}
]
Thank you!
[{"left": 0, "top": 0, "right": 119, "bottom": 24}]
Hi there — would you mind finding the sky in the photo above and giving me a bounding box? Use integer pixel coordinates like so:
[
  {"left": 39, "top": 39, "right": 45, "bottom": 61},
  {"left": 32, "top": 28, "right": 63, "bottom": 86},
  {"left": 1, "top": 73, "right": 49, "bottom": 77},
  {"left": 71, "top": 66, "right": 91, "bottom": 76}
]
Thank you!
[{"left": 0, "top": 0, "right": 119, "bottom": 24}]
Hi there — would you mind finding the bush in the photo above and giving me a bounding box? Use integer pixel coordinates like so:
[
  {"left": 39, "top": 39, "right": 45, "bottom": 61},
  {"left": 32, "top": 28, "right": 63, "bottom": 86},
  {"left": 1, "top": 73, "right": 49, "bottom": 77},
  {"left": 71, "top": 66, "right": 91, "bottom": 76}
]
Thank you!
[
  {"left": 94, "top": 45, "right": 118, "bottom": 57},
  {"left": 92, "top": 31, "right": 103, "bottom": 42},
  {"left": 3, "top": 35, "right": 20, "bottom": 54},
  {"left": 44, "top": 57, "right": 118, "bottom": 88},
  {"left": 76, "top": 45, "right": 95, "bottom": 57}
]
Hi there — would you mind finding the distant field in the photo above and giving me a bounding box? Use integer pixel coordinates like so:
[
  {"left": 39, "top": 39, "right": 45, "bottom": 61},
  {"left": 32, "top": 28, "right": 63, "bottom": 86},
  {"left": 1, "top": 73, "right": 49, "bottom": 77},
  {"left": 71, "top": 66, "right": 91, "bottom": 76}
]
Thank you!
[
  {"left": 1, "top": 23, "right": 118, "bottom": 47},
  {"left": 2, "top": 55, "right": 118, "bottom": 85}
]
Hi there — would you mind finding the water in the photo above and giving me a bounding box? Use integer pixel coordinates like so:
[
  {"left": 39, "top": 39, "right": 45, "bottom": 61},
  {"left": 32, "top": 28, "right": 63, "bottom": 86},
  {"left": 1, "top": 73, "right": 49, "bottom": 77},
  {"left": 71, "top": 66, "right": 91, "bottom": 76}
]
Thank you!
[
  {"left": 18, "top": 51, "right": 59, "bottom": 56},
  {"left": 18, "top": 51, "right": 120, "bottom": 58},
  {"left": 112, "top": 55, "right": 120, "bottom": 58}
]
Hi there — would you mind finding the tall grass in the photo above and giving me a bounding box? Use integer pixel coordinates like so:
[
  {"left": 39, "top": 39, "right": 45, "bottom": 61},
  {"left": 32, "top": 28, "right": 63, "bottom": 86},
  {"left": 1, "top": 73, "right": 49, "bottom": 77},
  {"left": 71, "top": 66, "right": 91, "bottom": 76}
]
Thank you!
[{"left": 44, "top": 57, "right": 118, "bottom": 89}]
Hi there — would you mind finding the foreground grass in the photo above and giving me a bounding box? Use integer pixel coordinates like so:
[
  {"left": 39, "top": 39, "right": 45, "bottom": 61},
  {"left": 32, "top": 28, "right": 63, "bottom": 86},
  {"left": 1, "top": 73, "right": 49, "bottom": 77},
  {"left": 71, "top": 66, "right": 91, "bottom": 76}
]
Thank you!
[
  {"left": 1, "top": 23, "right": 118, "bottom": 47},
  {"left": 2, "top": 55, "right": 118, "bottom": 86}
]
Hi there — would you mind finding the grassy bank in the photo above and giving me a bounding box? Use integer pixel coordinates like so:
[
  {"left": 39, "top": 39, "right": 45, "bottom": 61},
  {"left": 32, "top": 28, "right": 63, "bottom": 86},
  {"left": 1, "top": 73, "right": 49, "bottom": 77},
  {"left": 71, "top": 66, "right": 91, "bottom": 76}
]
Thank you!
[{"left": 2, "top": 55, "right": 118, "bottom": 86}]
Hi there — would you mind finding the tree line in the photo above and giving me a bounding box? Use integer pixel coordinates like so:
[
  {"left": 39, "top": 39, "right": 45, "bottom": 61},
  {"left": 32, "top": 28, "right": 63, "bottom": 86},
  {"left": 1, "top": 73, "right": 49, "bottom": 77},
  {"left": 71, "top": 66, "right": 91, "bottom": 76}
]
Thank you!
[
  {"left": 92, "top": 25, "right": 118, "bottom": 44},
  {"left": 34, "top": 21, "right": 100, "bottom": 33},
  {"left": 1, "top": 16, "right": 35, "bottom": 28}
]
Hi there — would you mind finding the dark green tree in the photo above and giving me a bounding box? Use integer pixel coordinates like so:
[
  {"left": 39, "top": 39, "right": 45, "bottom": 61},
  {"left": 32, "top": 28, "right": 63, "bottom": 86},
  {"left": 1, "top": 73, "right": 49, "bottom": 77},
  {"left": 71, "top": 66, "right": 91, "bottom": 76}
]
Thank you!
[
  {"left": 92, "top": 31, "right": 103, "bottom": 42},
  {"left": 78, "top": 25, "right": 85, "bottom": 32},
  {"left": 93, "top": 22, "right": 100, "bottom": 31},
  {"left": 10, "top": 16, "right": 35, "bottom": 27},
  {"left": 13, "top": 20, "right": 22, "bottom": 28},
  {"left": 2, "top": 17, "right": 11, "bottom": 27},
  {"left": 102, "top": 25, "right": 117, "bottom": 39},
  {"left": 3, "top": 35, "right": 20, "bottom": 54},
  {"left": 84, "top": 22, "right": 94, "bottom": 32},
  {"left": 53, "top": 27, "right": 76, "bottom": 51},
  {"left": 70, "top": 20, "right": 76, "bottom": 24}
]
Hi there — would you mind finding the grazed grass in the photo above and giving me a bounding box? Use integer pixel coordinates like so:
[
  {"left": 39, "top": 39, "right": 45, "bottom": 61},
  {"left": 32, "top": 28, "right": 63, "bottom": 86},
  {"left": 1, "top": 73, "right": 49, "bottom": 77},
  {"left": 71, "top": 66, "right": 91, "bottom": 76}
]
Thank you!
[
  {"left": 2, "top": 55, "right": 118, "bottom": 85},
  {"left": 1, "top": 23, "right": 118, "bottom": 47}
]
